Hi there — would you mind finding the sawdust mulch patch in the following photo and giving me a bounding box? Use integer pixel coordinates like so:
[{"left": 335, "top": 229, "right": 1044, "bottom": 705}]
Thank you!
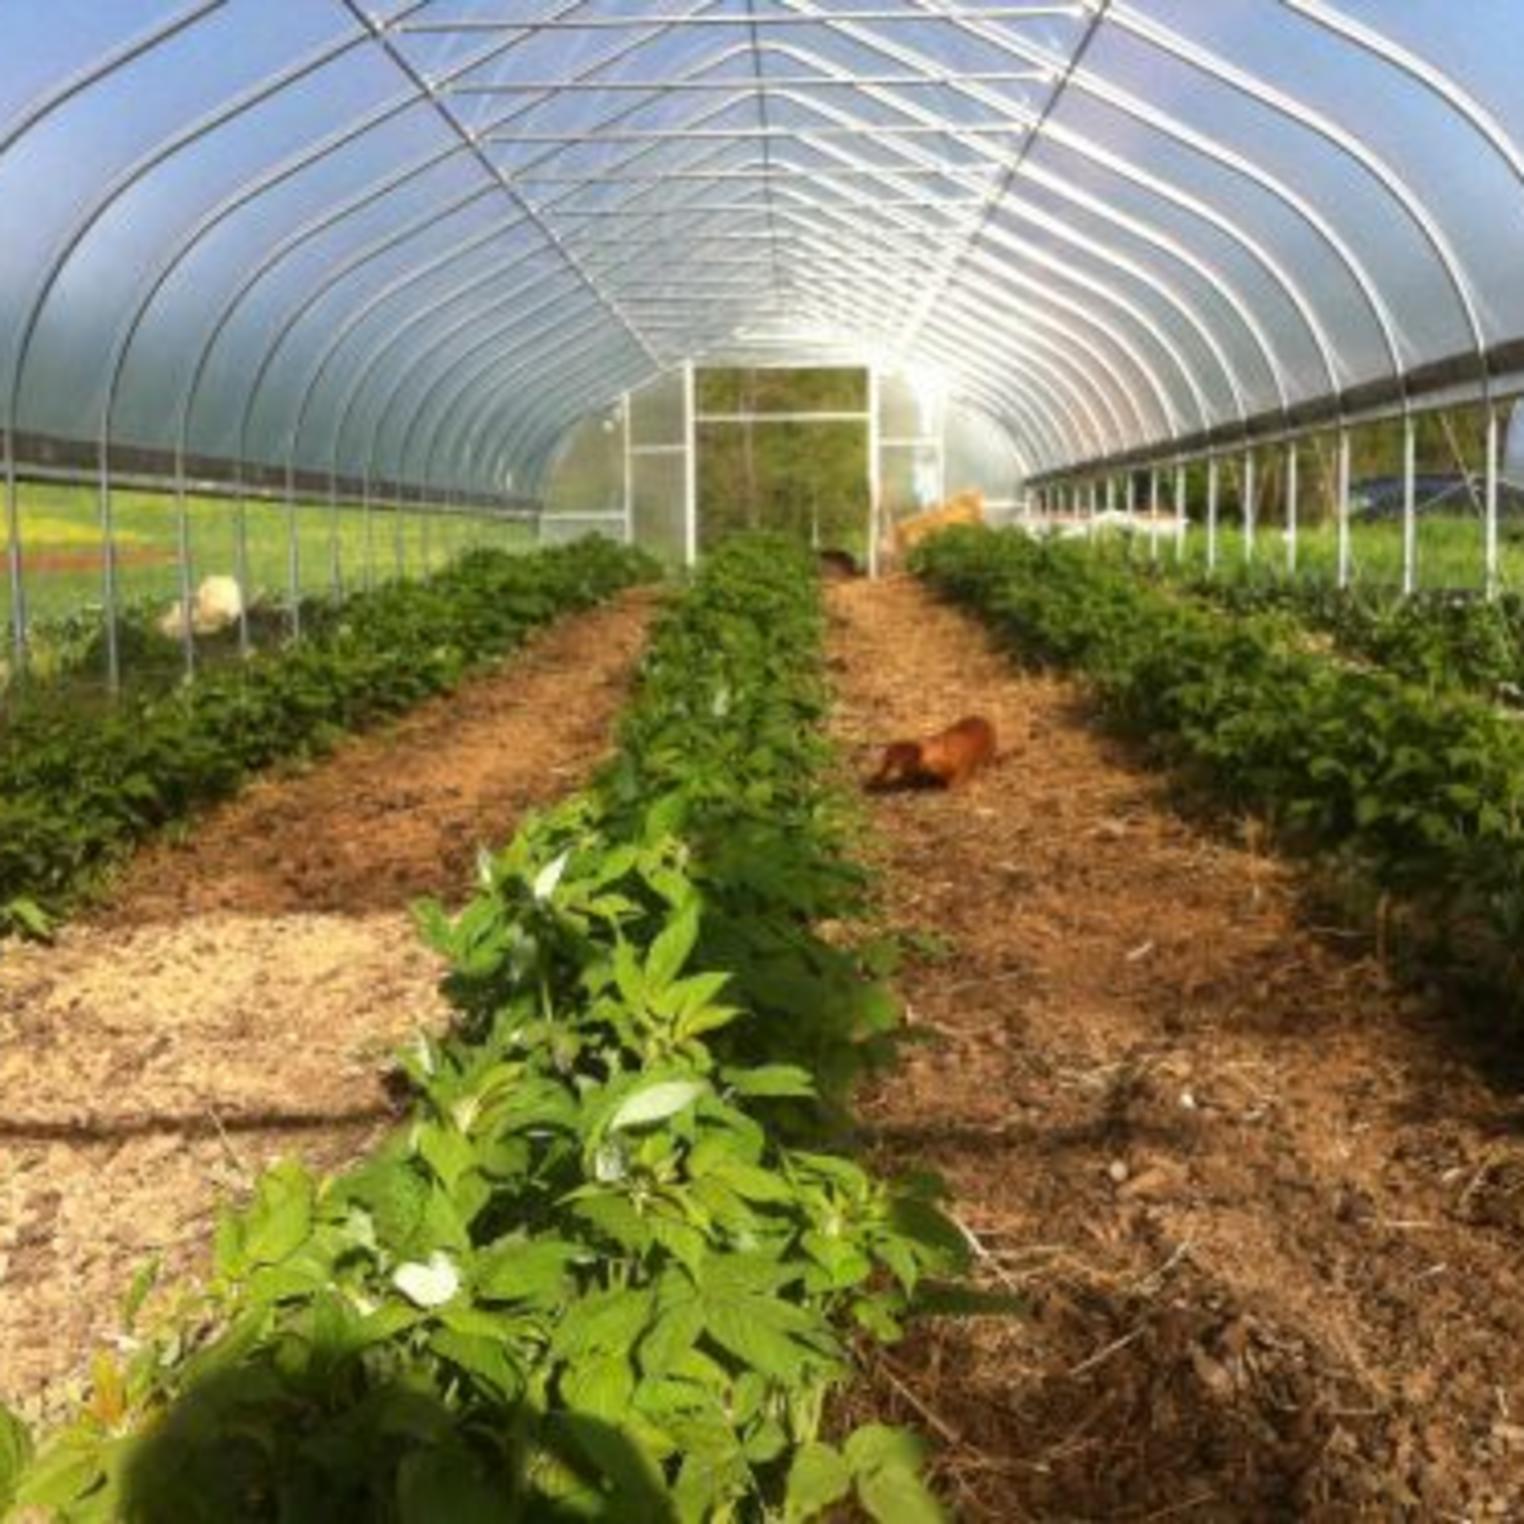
[
  {"left": 829, "top": 575, "right": 1524, "bottom": 1521},
  {"left": 0, "top": 589, "right": 657, "bottom": 1421}
]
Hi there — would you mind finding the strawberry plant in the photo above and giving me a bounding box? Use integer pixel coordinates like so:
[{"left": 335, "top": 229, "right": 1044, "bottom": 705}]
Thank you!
[{"left": 2, "top": 536, "right": 967, "bottom": 1523}]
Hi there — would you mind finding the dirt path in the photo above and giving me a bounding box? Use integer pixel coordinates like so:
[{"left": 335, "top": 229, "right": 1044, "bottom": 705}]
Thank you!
[
  {"left": 0, "top": 591, "right": 655, "bottom": 1421},
  {"left": 829, "top": 577, "right": 1524, "bottom": 1521}
]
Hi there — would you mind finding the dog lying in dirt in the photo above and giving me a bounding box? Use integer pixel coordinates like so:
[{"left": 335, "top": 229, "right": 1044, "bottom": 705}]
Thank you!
[{"left": 866, "top": 715, "right": 997, "bottom": 791}]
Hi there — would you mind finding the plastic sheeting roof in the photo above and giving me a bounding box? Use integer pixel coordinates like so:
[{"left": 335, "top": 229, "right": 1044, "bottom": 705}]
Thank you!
[{"left": 4, "top": 1, "right": 1523, "bottom": 496}]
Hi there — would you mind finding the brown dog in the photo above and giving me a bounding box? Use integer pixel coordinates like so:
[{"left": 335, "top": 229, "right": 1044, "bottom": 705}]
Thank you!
[{"left": 866, "top": 715, "right": 997, "bottom": 791}]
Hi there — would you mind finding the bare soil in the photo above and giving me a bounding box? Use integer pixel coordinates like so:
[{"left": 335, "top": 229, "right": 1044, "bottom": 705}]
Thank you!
[
  {"left": 0, "top": 591, "right": 655, "bottom": 1422},
  {"left": 21, "top": 547, "right": 175, "bottom": 573},
  {"left": 828, "top": 577, "right": 1524, "bottom": 1521}
]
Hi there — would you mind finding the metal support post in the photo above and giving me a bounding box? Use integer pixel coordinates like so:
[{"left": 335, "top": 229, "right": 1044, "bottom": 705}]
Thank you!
[
  {"left": 1174, "top": 464, "right": 1187, "bottom": 564},
  {"left": 1486, "top": 405, "right": 1501, "bottom": 600},
  {"left": 1337, "top": 427, "right": 1352, "bottom": 590},
  {"left": 621, "top": 390, "right": 634, "bottom": 546},
  {"left": 362, "top": 477, "right": 375, "bottom": 590},
  {"left": 1285, "top": 442, "right": 1298, "bottom": 576},
  {"left": 682, "top": 359, "right": 698, "bottom": 569},
  {"left": 1148, "top": 468, "right": 1160, "bottom": 563},
  {"left": 4, "top": 438, "right": 26, "bottom": 676},
  {"left": 328, "top": 477, "right": 342, "bottom": 599},
  {"left": 174, "top": 457, "right": 195, "bottom": 681},
  {"left": 97, "top": 450, "right": 122, "bottom": 692},
  {"left": 285, "top": 466, "right": 302, "bottom": 641},
  {"left": 1206, "top": 456, "right": 1220, "bottom": 573},
  {"left": 1242, "top": 449, "right": 1256, "bottom": 568},
  {"left": 867, "top": 366, "right": 882, "bottom": 579},
  {"left": 1402, "top": 414, "right": 1417, "bottom": 596}
]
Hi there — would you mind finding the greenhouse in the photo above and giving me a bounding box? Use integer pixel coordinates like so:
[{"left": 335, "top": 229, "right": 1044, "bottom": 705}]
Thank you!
[{"left": 4, "top": 3, "right": 1524, "bottom": 1519}]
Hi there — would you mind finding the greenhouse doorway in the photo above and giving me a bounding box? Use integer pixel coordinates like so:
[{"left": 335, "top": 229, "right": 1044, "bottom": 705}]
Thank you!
[{"left": 693, "top": 366, "right": 877, "bottom": 568}]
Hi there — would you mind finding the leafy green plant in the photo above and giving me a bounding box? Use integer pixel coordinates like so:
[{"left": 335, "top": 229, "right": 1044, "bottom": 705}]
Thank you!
[
  {"left": 915, "top": 526, "right": 1524, "bottom": 995},
  {"left": 5, "top": 535, "right": 965, "bottom": 1523},
  {"left": 0, "top": 538, "right": 659, "bottom": 937},
  {"left": 1138, "top": 550, "right": 1524, "bottom": 703}
]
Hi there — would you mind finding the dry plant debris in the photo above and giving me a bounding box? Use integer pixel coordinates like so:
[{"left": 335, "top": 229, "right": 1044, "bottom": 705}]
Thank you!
[
  {"left": 0, "top": 591, "right": 654, "bottom": 1421},
  {"left": 830, "top": 575, "right": 1524, "bottom": 1521}
]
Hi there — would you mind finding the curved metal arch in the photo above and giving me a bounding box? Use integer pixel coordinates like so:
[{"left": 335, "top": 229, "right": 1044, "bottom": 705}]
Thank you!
[
  {"left": 955, "top": 222, "right": 1213, "bottom": 438},
  {"left": 754, "top": 191, "right": 1125, "bottom": 451},
  {"left": 767, "top": 0, "right": 1325, "bottom": 420},
  {"left": 458, "top": 341, "right": 644, "bottom": 495},
  {"left": 0, "top": 2, "right": 224, "bottom": 161},
  {"left": 926, "top": 279, "right": 1132, "bottom": 452},
  {"left": 325, "top": 245, "right": 568, "bottom": 493},
  {"left": 259, "top": 14, "right": 808, "bottom": 488},
  {"left": 503, "top": 34, "right": 1222, "bottom": 444},
  {"left": 718, "top": 53, "right": 1242, "bottom": 429},
  {"left": 6, "top": 11, "right": 372, "bottom": 446},
  {"left": 379, "top": 287, "right": 617, "bottom": 492},
  {"left": 173, "top": 0, "right": 724, "bottom": 483},
  {"left": 712, "top": 63, "right": 1228, "bottom": 441},
  {"left": 913, "top": 0, "right": 1384, "bottom": 393},
  {"left": 297, "top": 256, "right": 578, "bottom": 498},
  {"left": 1287, "top": 0, "right": 1524, "bottom": 195},
  {"left": 908, "top": 318, "right": 1085, "bottom": 468},
  {"left": 1, "top": 0, "right": 225, "bottom": 652},
  {"left": 108, "top": 2, "right": 582, "bottom": 477},
  {"left": 592, "top": 132, "right": 1195, "bottom": 447},
  {"left": 379, "top": 297, "right": 624, "bottom": 491},
  {"left": 1105, "top": 1, "right": 1488, "bottom": 366},
  {"left": 429, "top": 310, "right": 651, "bottom": 491},
  {"left": 452, "top": 343, "right": 633, "bottom": 503},
  {"left": 2, "top": 8, "right": 376, "bottom": 683}
]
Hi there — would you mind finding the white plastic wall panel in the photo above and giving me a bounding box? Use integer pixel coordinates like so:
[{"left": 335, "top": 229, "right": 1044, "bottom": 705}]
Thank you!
[{"left": 5, "top": 0, "right": 1524, "bottom": 497}]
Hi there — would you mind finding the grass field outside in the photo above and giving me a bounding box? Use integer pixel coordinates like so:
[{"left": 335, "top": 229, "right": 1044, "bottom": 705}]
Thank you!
[
  {"left": 2, "top": 481, "right": 534, "bottom": 627},
  {"left": 1101, "top": 511, "right": 1524, "bottom": 596}
]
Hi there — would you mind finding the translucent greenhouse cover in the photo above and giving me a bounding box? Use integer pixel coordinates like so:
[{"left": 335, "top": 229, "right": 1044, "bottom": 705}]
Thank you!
[{"left": 4, "top": 0, "right": 1524, "bottom": 497}]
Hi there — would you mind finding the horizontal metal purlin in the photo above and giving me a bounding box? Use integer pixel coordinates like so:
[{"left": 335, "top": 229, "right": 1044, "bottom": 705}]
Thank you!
[
  {"left": 483, "top": 125, "right": 1027, "bottom": 141},
  {"left": 513, "top": 168, "right": 1007, "bottom": 182},
  {"left": 397, "top": 8, "right": 1077, "bottom": 29},
  {"left": 1026, "top": 338, "right": 1524, "bottom": 483},
  {"left": 551, "top": 200, "right": 987, "bottom": 215},
  {"left": 695, "top": 411, "right": 871, "bottom": 422},
  {"left": 446, "top": 72, "right": 1049, "bottom": 92}
]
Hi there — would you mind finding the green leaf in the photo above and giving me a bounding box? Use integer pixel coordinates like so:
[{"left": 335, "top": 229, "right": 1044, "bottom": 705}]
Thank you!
[
  {"left": 721, "top": 1064, "right": 816, "bottom": 1099},
  {"left": 0, "top": 1403, "right": 33, "bottom": 1513},
  {"left": 844, "top": 1425, "right": 927, "bottom": 1477},
  {"left": 846, "top": 1426, "right": 945, "bottom": 1524},
  {"left": 241, "top": 1159, "right": 315, "bottom": 1267},
  {"left": 646, "top": 902, "right": 701, "bottom": 989},
  {"left": 475, "top": 1235, "right": 580, "bottom": 1305},
  {"left": 3, "top": 896, "right": 54, "bottom": 941},
  {"left": 610, "top": 1079, "right": 708, "bottom": 1133},
  {"left": 552, "top": 1285, "right": 657, "bottom": 1361},
  {"left": 785, "top": 1441, "right": 852, "bottom": 1521},
  {"left": 561, "top": 1352, "right": 637, "bottom": 1422},
  {"left": 857, "top": 1463, "right": 945, "bottom": 1524},
  {"left": 13, "top": 1432, "right": 104, "bottom": 1511}
]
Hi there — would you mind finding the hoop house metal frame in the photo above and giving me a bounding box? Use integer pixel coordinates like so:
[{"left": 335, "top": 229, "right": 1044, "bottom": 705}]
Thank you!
[{"left": 6, "top": 0, "right": 1524, "bottom": 681}]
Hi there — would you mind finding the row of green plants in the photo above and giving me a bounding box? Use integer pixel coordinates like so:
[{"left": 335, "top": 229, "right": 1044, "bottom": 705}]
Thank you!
[
  {"left": 1138, "top": 552, "right": 1524, "bottom": 704},
  {"left": 914, "top": 526, "right": 1524, "bottom": 990},
  {"left": 0, "top": 539, "right": 658, "bottom": 939},
  {"left": 0, "top": 534, "right": 964, "bottom": 1522}
]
